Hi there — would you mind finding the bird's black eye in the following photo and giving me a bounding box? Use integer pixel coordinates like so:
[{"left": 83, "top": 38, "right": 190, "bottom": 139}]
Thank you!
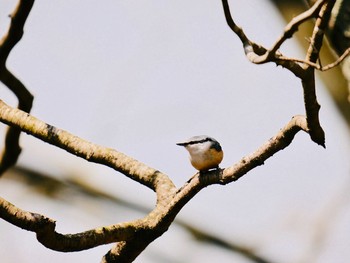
[{"left": 211, "top": 141, "right": 222, "bottom": 151}]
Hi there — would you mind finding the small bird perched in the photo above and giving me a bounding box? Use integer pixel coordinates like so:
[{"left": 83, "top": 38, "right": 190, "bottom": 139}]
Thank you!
[{"left": 176, "top": 135, "right": 223, "bottom": 172}]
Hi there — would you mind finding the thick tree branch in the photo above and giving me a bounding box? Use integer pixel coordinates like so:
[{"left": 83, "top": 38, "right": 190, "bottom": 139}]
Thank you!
[
  {"left": 7, "top": 166, "right": 275, "bottom": 263},
  {"left": 0, "top": 195, "right": 55, "bottom": 232},
  {"left": 0, "top": 100, "right": 176, "bottom": 197},
  {"left": 300, "top": 1, "right": 335, "bottom": 147},
  {"left": 0, "top": 0, "right": 35, "bottom": 175},
  {"left": 0, "top": 99, "right": 310, "bottom": 260},
  {"left": 102, "top": 116, "right": 310, "bottom": 261},
  {"left": 301, "top": 74, "right": 325, "bottom": 146},
  {"left": 0, "top": 196, "right": 146, "bottom": 252}
]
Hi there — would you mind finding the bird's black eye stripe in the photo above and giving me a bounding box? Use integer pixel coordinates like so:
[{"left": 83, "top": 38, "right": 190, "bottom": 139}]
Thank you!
[
  {"left": 178, "top": 137, "right": 216, "bottom": 146},
  {"left": 186, "top": 137, "right": 213, "bottom": 145}
]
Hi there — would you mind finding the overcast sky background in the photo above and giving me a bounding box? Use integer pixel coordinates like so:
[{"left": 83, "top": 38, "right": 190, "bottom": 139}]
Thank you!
[{"left": 0, "top": 1, "right": 350, "bottom": 262}]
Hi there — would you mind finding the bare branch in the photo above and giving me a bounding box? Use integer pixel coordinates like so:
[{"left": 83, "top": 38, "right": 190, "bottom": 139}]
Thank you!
[
  {"left": 0, "top": 196, "right": 145, "bottom": 252},
  {"left": 0, "top": 69, "right": 33, "bottom": 174},
  {"left": 277, "top": 46, "right": 350, "bottom": 71},
  {"left": 8, "top": 166, "right": 275, "bottom": 263},
  {"left": 0, "top": 0, "right": 35, "bottom": 62},
  {"left": 221, "top": 0, "right": 337, "bottom": 80},
  {"left": 102, "top": 240, "right": 152, "bottom": 263},
  {"left": 221, "top": 0, "right": 304, "bottom": 76},
  {"left": 0, "top": 97, "right": 310, "bottom": 260},
  {"left": 222, "top": 0, "right": 328, "bottom": 146},
  {"left": 221, "top": 0, "right": 267, "bottom": 56},
  {"left": 299, "top": 1, "right": 336, "bottom": 147},
  {"left": 305, "top": 0, "right": 335, "bottom": 64},
  {"left": 223, "top": 115, "right": 308, "bottom": 182},
  {"left": 0, "top": 0, "right": 35, "bottom": 175},
  {"left": 0, "top": 100, "right": 176, "bottom": 195},
  {"left": 99, "top": 115, "right": 309, "bottom": 261},
  {"left": 319, "top": 47, "right": 350, "bottom": 70},
  {"left": 0, "top": 195, "right": 55, "bottom": 232},
  {"left": 269, "top": 0, "right": 326, "bottom": 55}
]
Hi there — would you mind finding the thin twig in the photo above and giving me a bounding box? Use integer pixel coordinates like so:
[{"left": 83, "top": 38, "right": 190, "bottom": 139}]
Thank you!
[
  {"left": 278, "top": 46, "right": 350, "bottom": 71},
  {"left": 221, "top": 0, "right": 328, "bottom": 146},
  {"left": 221, "top": 0, "right": 304, "bottom": 76},
  {"left": 305, "top": 0, "right": 335, "bottom": 64},
  {"left": 269, "top": 0, "right": 326, "bottom": 55}
]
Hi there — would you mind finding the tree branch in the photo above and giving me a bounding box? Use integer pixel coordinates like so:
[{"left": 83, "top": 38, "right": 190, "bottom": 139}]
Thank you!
[
  {"left": 221, "top": 0, "right": 306, "bottom": 77},
  {"left": 0, "top": 99, "right": 311, "bottom": 260},
  {"left": 269, "top": 0, "right": 326, "bottom": 55},
  {"left": 8, "top": 165, "right": 276, "bottom": 263},
  {"left": 304, "top": 0, "right": 335, "bottom": 64},
  {"left": 0, "top": 0, "right": 35, "bottom": 175},
  {"left": 102, "top": 115, "right": 310, "bottom": 261},
  {"left": 221, "top": 0, "right": 329, "bottom": 147},
  {"left": 300, "top": 1, "right": 335, "bottom": 147},
  {"left": 278, "top": 46, "right": 350, "bottom": 71},
  {"left": 0, "top": 100, "right": 176, "bottom": 196},
  {"left": 0, "top": 196, "right": 146, "bottom": 252},
  {"left": 0, "top": 0, "right": 35, "bottom": 62}
]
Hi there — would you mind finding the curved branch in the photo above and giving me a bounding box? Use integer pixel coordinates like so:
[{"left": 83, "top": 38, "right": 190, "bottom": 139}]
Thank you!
[
  {"left": 0, "top": 197, "right": 144, "bottom": 252},
  {"left": 0, "top": 0, "right": 35, "bottom": 62},
  {"left": 0, "top": 195, "right": 55, "bottom": 231},
  {"left": 0, "top": 69, "right": 33, "bottom": 174},
  {"left": 8, "top": 166, "right": 275, "bottom": 263},
  {"left": 0, "top": 100, "right": 176, "bottom": 194},
  {"left": 173, "top": 116, "right": 308, "bottom": 201},
  {"left": 221, "top": 0, "right": 304, "bottom": 76},
  {"left": 0, "top": 100, "right": 311, "bottom": 260},
  {"left": 221, "top": 0, "right": 327, "bottom": 146},
  {"left": 102, "top": 115, "right": 310, "bottom": 261},
  {"left": 0, "top": 0, "right": 35, "bottom": 175},
  {"left": 221, "top": 0, "right": 266, "bottom": 55}
]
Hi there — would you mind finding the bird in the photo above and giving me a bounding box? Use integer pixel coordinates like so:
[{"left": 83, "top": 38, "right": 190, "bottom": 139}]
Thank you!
[{"left": 176, "top": 135, "right": 223, "bottom": 172}]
